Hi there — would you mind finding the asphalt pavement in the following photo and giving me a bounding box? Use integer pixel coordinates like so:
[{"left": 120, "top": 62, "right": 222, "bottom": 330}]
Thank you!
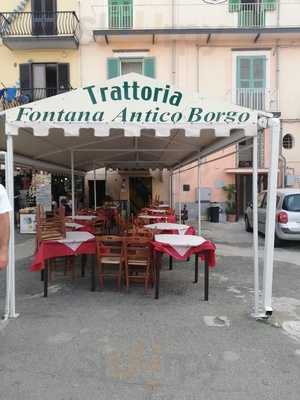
[{"left": 0, "top": 222, "right": 300, "bottom": 400}]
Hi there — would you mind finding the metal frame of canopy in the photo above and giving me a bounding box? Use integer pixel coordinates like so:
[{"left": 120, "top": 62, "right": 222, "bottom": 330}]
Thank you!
[{"left": 1, "top": 74, "right": 281, "bottom": 321}]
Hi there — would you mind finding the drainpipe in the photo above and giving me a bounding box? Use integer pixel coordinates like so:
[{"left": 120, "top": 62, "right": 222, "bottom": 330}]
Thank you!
[
  {"left": 274, "top": 41, "right": 286, "bottom": 187},
  {"left": 78, "top": 1, "right": 83, "bottom": 86},
  {"left": 196, "top": 44, "right": 200, "bottom": 93},
  {"left": 171, "top": 0, "right": 176, "bottom": 84}
]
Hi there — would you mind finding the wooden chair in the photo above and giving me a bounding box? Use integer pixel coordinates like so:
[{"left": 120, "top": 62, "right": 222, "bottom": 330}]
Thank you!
[
  {"left": 93, "top": 216, "right": 106, "bottom": 235},
  {"left": 127, "top": 227, "right": 153, "bottom": 240},
  {"left": 123, "top": 236, "right": 153, "bottom": 293},
  {"left": 95, "top": 235, "right": 124, "bottom": 289},
  {"left": 36, "top": 208, "right": 71, "bottom": 281}
]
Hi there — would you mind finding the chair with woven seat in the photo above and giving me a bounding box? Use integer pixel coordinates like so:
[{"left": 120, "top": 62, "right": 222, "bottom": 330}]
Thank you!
[
  {"left": 123, "top": 236, "right": 153, "bottom": 293},
  {"left": 95, "top": 235, "right": 124, "bottom": 289}
]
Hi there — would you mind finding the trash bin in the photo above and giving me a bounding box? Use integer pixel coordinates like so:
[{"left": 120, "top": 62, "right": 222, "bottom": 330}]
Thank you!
[{"left": 209, "top": 203, "right": 220, "bottom": 223}]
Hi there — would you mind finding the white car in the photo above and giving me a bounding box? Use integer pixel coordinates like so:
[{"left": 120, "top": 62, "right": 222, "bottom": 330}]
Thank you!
[{"left": 245, "top": 188, "right": 300, "bottom": 246}]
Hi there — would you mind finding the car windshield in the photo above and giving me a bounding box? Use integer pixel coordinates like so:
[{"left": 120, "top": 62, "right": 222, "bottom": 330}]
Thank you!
[{"left": 282, "top": 194, "right": 300, "bottom": 212}]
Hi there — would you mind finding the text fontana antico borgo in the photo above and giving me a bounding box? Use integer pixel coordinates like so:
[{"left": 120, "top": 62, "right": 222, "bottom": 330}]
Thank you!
[{"left": 15, "top": 81, "right": 251, "bottom": 125}]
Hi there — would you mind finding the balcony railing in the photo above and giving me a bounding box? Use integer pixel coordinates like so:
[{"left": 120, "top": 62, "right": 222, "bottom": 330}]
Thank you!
[
  {"left": 0, "top": 11, "right": 79, "bottom": 39},
  {"left": 235, "top": 88, "right": 269, "bottom": 111},
  {"left": 0, "top": 87, "right": 71, "bottom": 111}
]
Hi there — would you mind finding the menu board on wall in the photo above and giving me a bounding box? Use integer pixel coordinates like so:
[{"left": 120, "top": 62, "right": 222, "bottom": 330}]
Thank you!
[{"left": 34, "top": 173, "right": 52, "bottom": 212}]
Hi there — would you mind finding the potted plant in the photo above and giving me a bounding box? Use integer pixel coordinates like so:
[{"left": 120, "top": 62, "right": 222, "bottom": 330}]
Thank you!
[{"left": 223, "top": 184, "right": 237, "bottom": 222}]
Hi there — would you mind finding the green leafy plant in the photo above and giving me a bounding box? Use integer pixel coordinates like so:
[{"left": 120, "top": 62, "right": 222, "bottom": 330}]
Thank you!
[{"left": 223, "top": 184, "right": 236, "bottom": 215}]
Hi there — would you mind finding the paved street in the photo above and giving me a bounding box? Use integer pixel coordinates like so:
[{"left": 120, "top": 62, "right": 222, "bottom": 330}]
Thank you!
[{"left": 1, "top": 223, "right": 300, "bottom": 400}]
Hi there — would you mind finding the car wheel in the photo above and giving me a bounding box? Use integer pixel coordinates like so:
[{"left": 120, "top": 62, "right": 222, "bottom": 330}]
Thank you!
[{"left": 245, "top": 216, "right": 253, "bottom": 232}]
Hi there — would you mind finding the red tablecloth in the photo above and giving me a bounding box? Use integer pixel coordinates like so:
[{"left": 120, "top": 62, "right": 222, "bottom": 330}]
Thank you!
[
  {"left": 152, "top": 235, "right": 216, "bottom": 267},
  {"left": 31, "top": 232, "right": 96, "bottom": 271}
]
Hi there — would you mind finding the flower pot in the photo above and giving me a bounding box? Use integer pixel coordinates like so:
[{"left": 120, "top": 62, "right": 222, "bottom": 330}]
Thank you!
[{"left": 226, "top": 214, "right": 236, "bottom": 223}]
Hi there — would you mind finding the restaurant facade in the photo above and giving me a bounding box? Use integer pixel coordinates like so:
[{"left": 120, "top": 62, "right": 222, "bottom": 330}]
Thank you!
[{"left": 1, "top": 0, "right": 300, "bottom": 216}]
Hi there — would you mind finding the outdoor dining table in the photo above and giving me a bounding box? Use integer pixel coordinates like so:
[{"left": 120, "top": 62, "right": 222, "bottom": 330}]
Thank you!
[
  {"left": 66, "top": 215, "right": 97, "bottom": 233},
  {"left": 65, "top": 222, "right": 85, "bottom": 230},
  {"left": 152, "top": 234, "right": 216, "bottom": 301},
  {"left": 145, "top": 222, "right": 196, "bottom": 270},
  {"left": 138, "top": 214, "right": 176, "bottom": 223},
  {"left": 31, "top": 231, "right": 97, "bottom": 297},
  {"left": 145, "top": 222, "right": 196, "bottom": 235},
  {"left": 144, "top": 208, "right": 169, "bottom": 214}
]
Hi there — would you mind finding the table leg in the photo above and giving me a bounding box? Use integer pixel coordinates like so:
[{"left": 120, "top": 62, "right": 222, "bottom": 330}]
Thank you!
[
  {"left": 194, "top": 254, "right": 199, "bottom": 283},
  {"left": 91, "top": 256, "right": 96, "bottom": 292},
  {"left": 81, "top": 254, "right": 87, "bottom": 277},
  {"left": 169, "top": 255, "right": 173, "bottom": 270},
  {"left": 44, "top": 261, "right": 48, "bottom": 298},
  {"left": 155, "top": 251, "right": 160, "bottom": 300},
  {"left": 204, "top": 252, "right": 209, "bottom": 301}
]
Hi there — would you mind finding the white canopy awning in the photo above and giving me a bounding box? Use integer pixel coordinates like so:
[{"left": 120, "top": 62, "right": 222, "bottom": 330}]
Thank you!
[
  {"left": 1, "top": 73, "right": 263, "bottom": 172},
  {"left": 1, "top": 73, "right": 280, "bottom": 322}
]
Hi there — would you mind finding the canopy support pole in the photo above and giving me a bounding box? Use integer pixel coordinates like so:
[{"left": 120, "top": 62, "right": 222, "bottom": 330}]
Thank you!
[
  {"left": 173, "top": 172, "right": 175, "bottom": 215},
  {"left": 93, "top": 166, "right": 97, "bottom": 211},
  {"left": 71, "top": 151, "right": 75, "bottom": 219},
  {"left": 178, "top": 169, "right": 181, "bottom": 224},
  {"left": 4, "top": 132, "right": 18, "bottom": 319},
  {"left": 169, "top": 170, "right": 173, "bottom": 208},
  {"left": 252, "top": 133, "right": 259, "bottom": 317},
  {"left": 262, "top": 118, "right": 280, "bottom": 316},
  {"left": 197, "top": 156, "right": 201, "bottom": 235}
]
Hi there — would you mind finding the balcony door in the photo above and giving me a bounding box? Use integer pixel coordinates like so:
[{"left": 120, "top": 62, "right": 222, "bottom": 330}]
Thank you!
[
  {"left": 236, "top": 56, "right": 266, "bottom": 110},
  {"left": 108, "top": 0, "right": 133, "bottom": 29},
  {"left": 20, "top": 63, "right": 70, "bottom": 101},
  {"left": 32, "top": 0, "right": 57, "bottom": 35}
]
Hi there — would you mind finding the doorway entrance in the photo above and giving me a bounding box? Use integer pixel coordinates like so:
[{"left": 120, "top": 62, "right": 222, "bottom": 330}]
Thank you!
[
  {"left": 88, "top": 180, "right": 106, "bottom": 208},
  {"left": 129, "top": 177, "right": 152, "bottom": 215},
  {"left": 236, "top": 173, "right": 268, "bottom": 218}
]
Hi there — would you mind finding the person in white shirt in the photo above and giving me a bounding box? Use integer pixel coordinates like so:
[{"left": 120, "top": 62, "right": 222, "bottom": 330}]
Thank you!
[{"left": 0, "top": 184, "right": 11, "bottom": 270}]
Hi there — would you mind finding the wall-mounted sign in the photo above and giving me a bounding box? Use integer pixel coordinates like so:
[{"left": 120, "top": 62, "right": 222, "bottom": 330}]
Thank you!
[{"left": 34, "top": 173, "right": 52, "bottom": 212}]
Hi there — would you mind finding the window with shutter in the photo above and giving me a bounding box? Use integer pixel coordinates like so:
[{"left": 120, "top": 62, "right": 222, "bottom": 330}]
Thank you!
[
  {"left": 143, "top": 57, "right": 156, "bottom": 78},
  {"left": 229, "top": 0, "right": 240, "bottom": 13},
  {"left": 107, "top": 58, "right": 121, "bottom": 79},
  {"left": 121, "top": 58, "right": 143, "bottom": 75},
  {"left": 107, "top": 57, "right": 156, "bottom": 79},
  {"left": 19, "top": 63, "right": 33, "bottom": 100},
  {"left": 237, "top": 56, "right": 266, "bottom": 89},
  {"left": 229, "top": 0, "right": 276, "bottom": 27},
  {"left": 236, "top": 56, "right": 266, "bottom": 109},
  {"left": 108, "top": 0, "right": 133, "bottom": 29},
  {"left": 57, "top": 63, "right": 70, "bottom": 93}
]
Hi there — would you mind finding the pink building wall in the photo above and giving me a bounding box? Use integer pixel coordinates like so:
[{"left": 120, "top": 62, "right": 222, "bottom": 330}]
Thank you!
[{"left": 174, "top": 146, "right": 236, "bottom": 204}]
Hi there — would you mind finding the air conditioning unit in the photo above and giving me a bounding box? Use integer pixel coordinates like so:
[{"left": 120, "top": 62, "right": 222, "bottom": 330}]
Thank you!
[{"left": 285, "top": 175, "right": 296, "bottom": 187}]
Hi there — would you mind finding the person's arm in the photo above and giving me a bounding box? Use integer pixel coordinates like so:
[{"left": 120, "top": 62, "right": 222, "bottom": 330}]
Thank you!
[{"left": 0, "top": 212, "right": 10, "bottom": 269}]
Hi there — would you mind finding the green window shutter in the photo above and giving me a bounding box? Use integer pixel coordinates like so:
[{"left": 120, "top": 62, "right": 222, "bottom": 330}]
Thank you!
[
  {"left": 237, "top": 56, "right": 266, "bottom": 89},
  {"left": 143, "top": 57, "right": 156, "bottom": 78},
  {"left": 264, "top": 0, "right": 276, "bottom": 12},
  {"left": 107, "top": 58, "right": 120, "bottom": 79},
  {"left": 229, "top": 0, "right": 240, "bottom": 13}
]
